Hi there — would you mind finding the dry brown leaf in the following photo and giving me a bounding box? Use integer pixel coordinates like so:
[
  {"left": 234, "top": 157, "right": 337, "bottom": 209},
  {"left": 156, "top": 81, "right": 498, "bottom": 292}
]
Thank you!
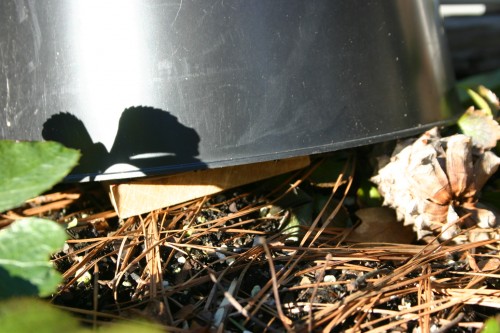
[
  {"left": 347, "top": 207, "right": 415, "bottom": 244},
  {"left": 445, "top": 135, "right": 474, "bottom": 198},
  {"left": 473, "top": 151, "right": 500, "bottom": 191},
  {"left": 477, "top": 257, "right": 500, "bottom": 272},
  {"left": 460, "top": 205, "right": 497, "bottom": 229},
  {"left": 371, "top": 127, "right": 500, "bottom": 242},
  {"left": 406, "top": 133, "right": 452, "bottom": 205}
]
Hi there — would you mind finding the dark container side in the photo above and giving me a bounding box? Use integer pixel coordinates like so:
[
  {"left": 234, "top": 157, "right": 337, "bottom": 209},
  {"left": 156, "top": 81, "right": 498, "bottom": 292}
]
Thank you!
[{"left": 0, "top": 0, "right": 460, "bottom": 181}]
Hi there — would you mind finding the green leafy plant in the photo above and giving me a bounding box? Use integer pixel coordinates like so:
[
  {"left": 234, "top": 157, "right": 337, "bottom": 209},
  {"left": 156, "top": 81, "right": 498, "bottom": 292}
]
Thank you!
[
  {"left": 0, "top": 298, "right": 162, "bottom": 333},
  {"left": 457, "top": 86, "right": 500, "bottom": 151},
  {"left": 456, "top": 68, "right": 500, "bottom": 106},
  {"left": 458, "top": 107, "right": 500, "bottom": 150},
  {"left": 0, "top": 140, "right": 162, "bottom": 332},
  {"left": 0, "top": 218, "right": 68, "bottom": 298},
  {"left": 481, "top": 317, "right": 500, "bottom": 333},
  {"left": 0, "top": 140, "right": 80, "bottom": 212},
  {"left": 0, "top": 140, "right": 79, "bottom": 297}
]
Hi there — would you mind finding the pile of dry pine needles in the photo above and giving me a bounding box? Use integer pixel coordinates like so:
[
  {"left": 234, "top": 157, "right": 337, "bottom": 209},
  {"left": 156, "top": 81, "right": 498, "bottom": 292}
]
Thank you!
[{"left": 3, "top": 155, "right": 499, "bottom": 332}]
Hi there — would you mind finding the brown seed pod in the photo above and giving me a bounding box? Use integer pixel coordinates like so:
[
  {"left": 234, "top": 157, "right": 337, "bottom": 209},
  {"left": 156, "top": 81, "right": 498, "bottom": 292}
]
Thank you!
[{"left": 371, "top": 127, "right": 500, "bottom": 242}]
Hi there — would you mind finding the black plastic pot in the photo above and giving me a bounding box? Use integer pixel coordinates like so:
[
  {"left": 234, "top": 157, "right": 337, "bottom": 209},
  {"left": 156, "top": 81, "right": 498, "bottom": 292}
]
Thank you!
[{"left": 1, "top": 1, "right": 460, "bottom": 181}]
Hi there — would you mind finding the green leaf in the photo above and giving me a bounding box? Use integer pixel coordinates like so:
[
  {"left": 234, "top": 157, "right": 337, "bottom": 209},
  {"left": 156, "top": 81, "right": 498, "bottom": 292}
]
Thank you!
[
  {"left": 458, "top": 108, "right": 500, "bottom": 150},
  {"left": 466, "top": 88, "right": 492, "bottom": 115},
  {"left": 0, "top": 298, "right": 81, "bottom": 333},
  {"left": 356, "top": 180, "right": 382, "bottom": 207},
  {"left": 0, "top": 140, "right": 80, "bottom": 212},
  {"left": 477, "top": 85, "right": 500, "bottom": 116},
  {"left": 456, "top": 68, "right": 500, "bottom": 104},
  {"left": 0, "top": 218, "right": 67, "bottom": 298},
  {"left": 0, "top": 298, "right": 164, "bottom": 333},
  {"left": 481, "top": 317, "right": 500, "bottom": 333}
]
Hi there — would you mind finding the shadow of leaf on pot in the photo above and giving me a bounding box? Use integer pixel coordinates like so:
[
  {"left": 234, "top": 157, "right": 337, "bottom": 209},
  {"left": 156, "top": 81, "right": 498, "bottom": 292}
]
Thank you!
[{"left": 42, "top": 107, "right": 206, "bottom": 181}]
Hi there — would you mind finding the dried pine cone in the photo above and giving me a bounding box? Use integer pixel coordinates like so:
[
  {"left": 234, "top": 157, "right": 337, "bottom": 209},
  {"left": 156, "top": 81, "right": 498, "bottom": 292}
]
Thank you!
[{"left": 371, "top": 127, "right": 500, "bottom": 242}]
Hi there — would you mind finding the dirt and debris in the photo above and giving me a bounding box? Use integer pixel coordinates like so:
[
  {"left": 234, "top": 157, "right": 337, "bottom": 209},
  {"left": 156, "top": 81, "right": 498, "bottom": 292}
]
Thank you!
[{"left": 2, "top": 146, "right": 498, "bottom": 332}]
